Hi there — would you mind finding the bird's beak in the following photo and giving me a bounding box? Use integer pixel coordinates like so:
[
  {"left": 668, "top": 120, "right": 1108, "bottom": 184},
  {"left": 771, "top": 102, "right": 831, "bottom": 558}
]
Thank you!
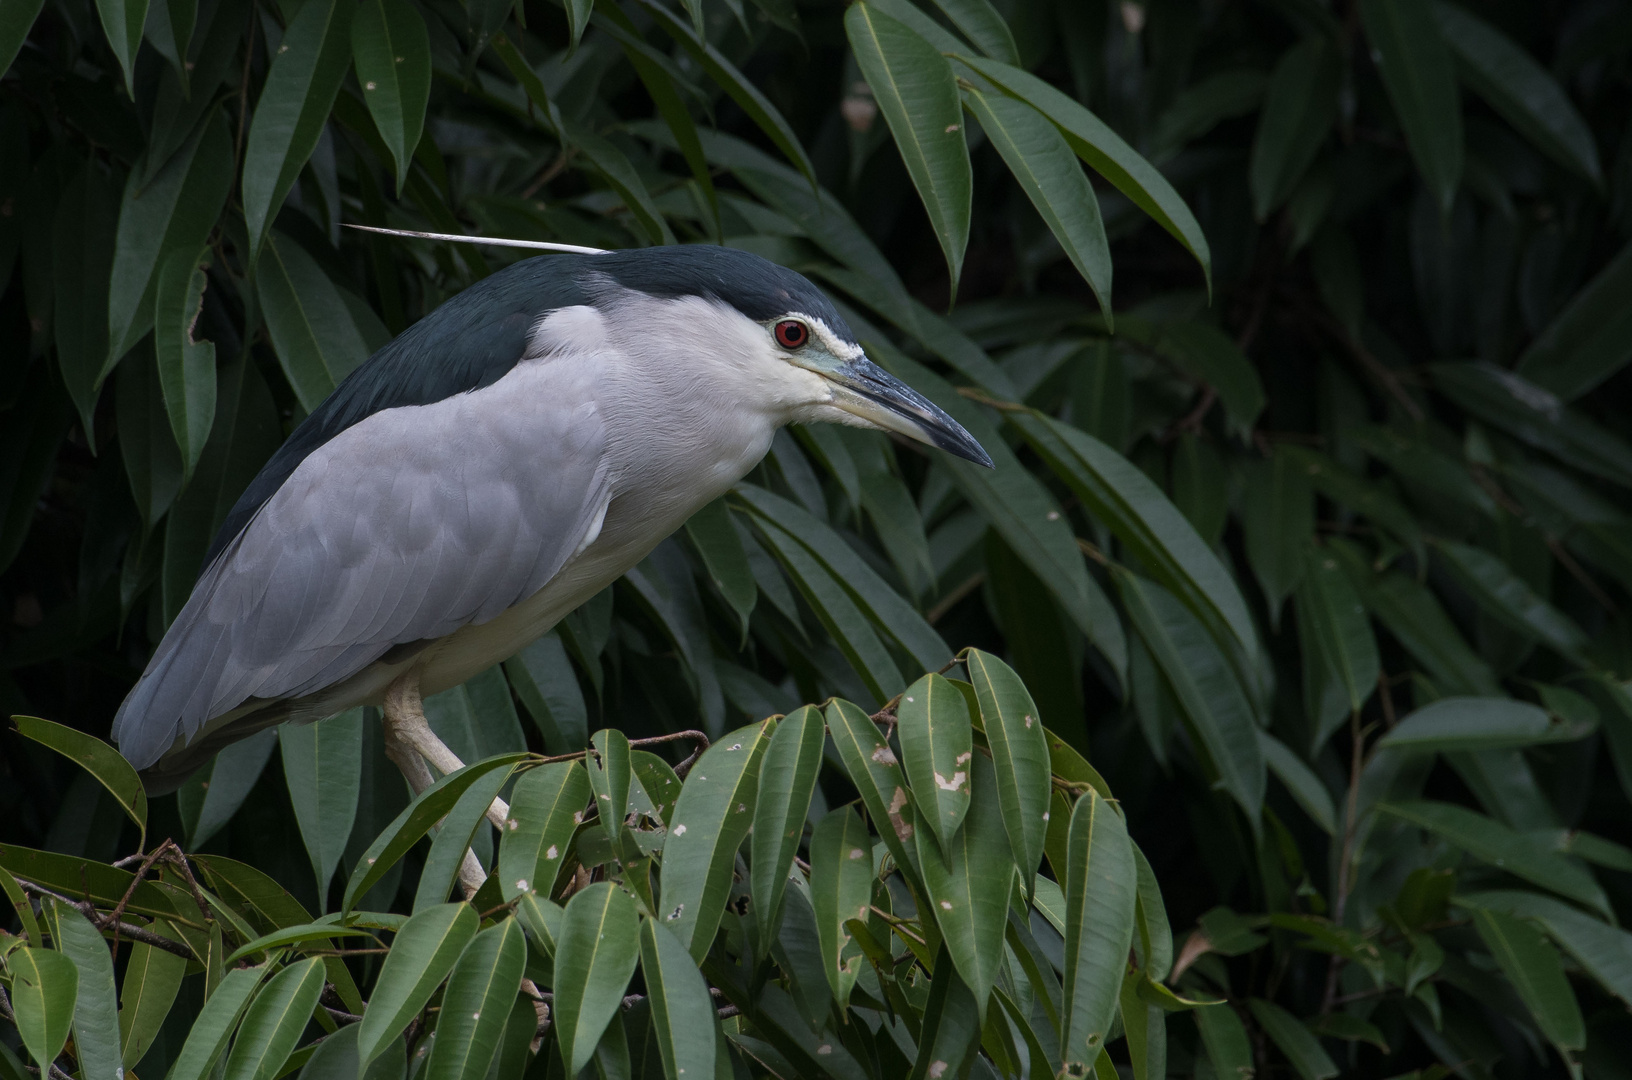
[{"left": 818, "top": 357, "right": 995, "bottom": 468}]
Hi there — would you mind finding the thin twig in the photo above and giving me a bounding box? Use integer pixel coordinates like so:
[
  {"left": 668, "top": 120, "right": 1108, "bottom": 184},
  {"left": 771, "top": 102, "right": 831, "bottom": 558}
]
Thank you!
[
  {"left": 926, "top": 572, "right": 984, "bottom": 625},
  {"left": 14, "top": 879, "right": 196, "bottom": 961},
  {"left": 955, "top": 386, "right": 1027, "bottom": 412}
]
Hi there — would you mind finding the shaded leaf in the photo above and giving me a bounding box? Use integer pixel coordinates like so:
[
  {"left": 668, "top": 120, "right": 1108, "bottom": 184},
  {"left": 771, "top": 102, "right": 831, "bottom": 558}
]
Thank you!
[
  {"left": 350, "top": 0, "right": 430, "bottom": 193},
  {"left": 637, "top": 918, "right": 717, "bottom": 1080},
  {"left": 356, "top": 903, "right": 478, "bottom": 1068},
  {"left": 422, "top": 919, "right": 527, "bottom": 1080},
  {"left": 256, "top": 230, "right": 371, "bottom": 411},
  {"left": 11, "top": 716, "right": 147, "bottom": 844},
  {"left": 1250, "top": 36, "right": 1340, "bottom": 221},
  {"left": 280, "top": 707, "right": 363, "bottom": 908},
  {"left": 1470, "top": 907, "right": 1584, "bottom": 1054},
  {"left": 1360, "top": 0, "right": 1463, "bottom": 214},
  {"left": 220, "top": 957, "right": 326, "bottom": 1080},
  {"left": 553, "top": 883, "right": 641, "bottom": 1075}
]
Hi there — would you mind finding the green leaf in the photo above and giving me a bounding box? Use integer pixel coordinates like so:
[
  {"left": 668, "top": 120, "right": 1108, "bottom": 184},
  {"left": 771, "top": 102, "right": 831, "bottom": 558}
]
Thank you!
[
  {"left": 1360, "top": 0, "right": 1463, "bottom": 215},
  {"left": 1248, "top": 998, "right": 1337, "bottom": 1080},
  {"left": 1118, "top": 971, "right": 1166, "bottom": 1080},
  {"left": 750, "top": 704, "right": 824, "bottom": 952},
  {"left": 930, "top": 0, "right": 1016, "bottom": 64},
  {"left": 94, "top": 0, "right": 149, "bottom": 95},
  {"left": 637, "top": 918, "right": 718, "bottom": 1080},
  {"left": 11, "top": 716, "right": 147, "bottom": 845},
  {"left": 223, "top": 923, "right": 379, "bottom": 966},
  {"left": 1259, "top": 732, "right": 1337, "bottom": 835},
  {"left": 181, "top": 730, "right": 279, "bottom": 849},
  {"left": 1150, "top": 69, "right": 1268, "bottom": 163},
  {"left": 256, "top": 230, "right": 372, "bottom": 412},
  {"left": 1059, "top": 789, "right": 1136, "bottom": 1073},
  {"left": 1014, "top": 413, "right": 1258, "bottom": 668},
  {"left": 825, "top": 699, "right": 922, "bottom": 887},
  {"left": 54, "top": 164, "right": 120, "bottom": 440},
  {"left": 1194, "top": 1003, "right": 1254, "bottom": 1080},
  {"left": 560, "top": 120, "right": 675, "bottom": 246},
  {"left": 809, "top": 806, "right": 874, "bottom": 1009},
  {"left": 1470, "top": 908, "right": 1584, "bottom": 1053},
  {"left": 1278, "top": 446, "right": 1424, "bottom": 557},
  {"left": 847, "top": 1, "right": 972, "bottom": 295},
  {"left": 1432, "top": 540, "right": 1589, "bottom": 663},
  {"left": 964, "top": 88, "right": 1110, "bottom": 319},
  {"left": 1458, "top": 889, "right": 1632, "bottom": 1010},
  {"left": 118, "top": 925, "right": 187, "bottom": 1068},
  {"left": 499, "top": 761, "right": 591, "bottom": 902},
  {"left": 955, "top": 54, "right": 1211, "bottom": 293},
  {"left": 588, "top": 728, "right": 632, "bottom": 851},
  {"left": 107, "top": 110, "right": 233, "bottom": 363},
  {"left": 907, "top": 948, "right": 983, "bottom": 1080},
  {"left": 164, "top": 965, "right": 270, "bottom": 1080},
  {"left": 1379, "top": 697, "right": 1588, "bottom": 753},
  {"left": 1378, "top": 801, "right": 1610, "bottom": 917},
  {"left": 51, "top": 905, "right": 121, "bottom": 1080},
  {"left": 1515, "top": 242, "right": 1632, "bottom": 401},
  {"left": 240, "top": 0, "right": 353, "bottom": 260},
  {"left": 1115, "top": 571, "right": 1266, "bottom": 823},
  {"left": 897, "top": 673, "right": 974, "bottom": 854},
  {"left": 221, "top": 957, "right": 326, "bottom": 1080},
  {"left": 564, "top": 0, "right": 592, "bottom": 49},
  {"left": 413, "top": 764, "right": 513, "bottom": 911},
  {"left": 1250, "top": 36, "right": 1340, "bottom": 221},
  {"left": 554, "top": 883, "right": 641, "bottom": 1076},
  {"left": 1432, "top": 2, "right": 1600, "bottom": 184},
  {"left": 965, "top": 650, "right": 1051, "bottom": 895},
  {"left": 504, "top": 633, "right": 587, "bottom": 756},
  {"left": 1294, "top": 542, "right": 1378, "bottom": 744},
  {"left": 280, "top": 708, "right": 363, "bottom": 909},
  {"left": 423, "top": 919, "right": 527, "bottom": 1080},
  {"left": 0, "top": 0, "right": 47, "bottom": 79},
  {"left": 915, "top": 753, "right": 1013, "bottom": 1017},
  {"left": 356, "top": 903, "right": 479, "bottom": 1068},
  {"left": 342, "top": 754, "right": 527, "bottom": 915},
  {"left": 659, "top": 719, "right": 772, "bottom": 960},
  {"left": 685, "top": 497, "right": 756, "bottom": 642},
  {"left": 350, "top": 0, "right": 430, "bottom": 193},
  {"left": 116, "top": 343, "right": 185, "bottom": 529},
  {"left": 1241, "top": 451, "right": 1314, "bottom": 627},
  {"left": 153, "top": 244, "right": 216, "bottom": 478}
]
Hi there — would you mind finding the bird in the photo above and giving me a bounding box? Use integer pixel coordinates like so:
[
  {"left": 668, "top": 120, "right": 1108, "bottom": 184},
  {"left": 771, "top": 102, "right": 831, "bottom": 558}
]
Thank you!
[{"left": 111, "top": 241, "right": 992, "bottom": 865}]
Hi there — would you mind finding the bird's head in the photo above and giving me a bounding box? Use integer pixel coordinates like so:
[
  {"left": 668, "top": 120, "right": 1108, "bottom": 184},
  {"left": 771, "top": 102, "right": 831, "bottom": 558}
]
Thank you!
[{"left": 583, "top": 246, "right": 994, "bottom": 469}]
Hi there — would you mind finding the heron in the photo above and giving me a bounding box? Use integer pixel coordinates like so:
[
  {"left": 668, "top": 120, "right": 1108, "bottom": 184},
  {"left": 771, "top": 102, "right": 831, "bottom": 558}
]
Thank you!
[{"left": 111, "top": 239, "right": 991, "bottom": 890}]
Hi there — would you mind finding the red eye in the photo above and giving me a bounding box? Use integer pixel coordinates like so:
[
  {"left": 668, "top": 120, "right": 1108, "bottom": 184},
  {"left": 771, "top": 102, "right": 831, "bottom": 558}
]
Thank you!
[{"left": 774, "top": 320, "right": 809, "bottom": 349}]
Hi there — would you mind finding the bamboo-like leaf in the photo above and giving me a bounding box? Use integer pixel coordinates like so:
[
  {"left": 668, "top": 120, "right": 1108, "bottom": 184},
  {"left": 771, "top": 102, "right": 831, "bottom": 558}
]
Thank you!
[
  {"left": 636, "top": 919, "right": 717, "bottom": 1080},
  {"left": 1118, "top": 971, "right": 1166, "bottom": 1080},
  {"left": 684, "top": 496, "right": 756, "bottom": 641},
  {"left": 94, "top": 0, "right": 149, "bottom": 95},
  {"left": 118, "top": 924, "right": 187, "bottom": 1068},
  {"left": 964, "top": 88, "right": 1110, "bottom": 319},
  {"left": 930, "top": 0, "right": 1016, "bottom": 64},
  {"left": 423, "top": 919, "right": 527, "bottom": 1080},
  {"left": 915, "top": 753, "right": 1013, "bottom": 1017},
  {"left": 350, "top": 0, "right": 430, "bottom": 193},
  {"left": 223, "top": 924, "right": 378, "bottom": 966},
  {"left": 163, "top": 965, "right": 270, "bottom": 1080},
  {"left": 559, "top": 120, "right": 675, "bottom": 246},
  {"left": 280, "top": 708, "right": 363, "bottom": 909},
  {"left": 750, "top": 704, "right": 824, "bottom": 952},
  {"left": 1359, "top": 0, "right": 1463, "bottom": 215},
  {"left": 1515, "top": 242, "right": 1632, "bottom": 402},
  {"left": 809, "top": 806, "right": 873, "bottom": 1009},
  {"left": 50, "top": 905, "right": 121, "bottom": 1080},
  {"left": 907, "top": 947, "right": 983, "bottom": 1080},
  {"left": 897, "top": 673, "right": 974, "bottom": 854},
  {"left": 1470, "top": 907, "right": 1584, "bottom": 1056},
  {"left": 356, "top": 903, "right": 479, "bottom": 1068},
  {"left": 1249, "top": 36, "right": 1339, "bottom": 221},
  {"left": 220, "top": 957, "right": 326, "bottom": 1080},
  {"left": 553, "top": 883, "right": 642, "bottom": 1075},
  {"left": 1432, "top": 540, "right": 1590, "bottom": 663},
  {"left": 1294, "top": 542, "right": 1378, "bottom": 747},
  {"left": 1379, "top": 697, "right": 1588, "bottom": 754},
  {"left": 0, "top": 0, "right": 47, "bottom": 79},
  {"left": 241, "top": 0, "right": 353, "bottom": 260},
  {"left": 499, "top": 761, "right": 591, "bottom": 901},
  {"left": 1194, "top": 1003, "right": 1253, "bottom": 1080},
  {"left": 965, "top": 650, "right": 1051, "bottom": 896},
  {"left": 1059, "top": 789, "right": 1136, "bottom": 1073},
  {"left": 256, "top": 230, "right": 372, "bottom": 412},
  {"left": 847, "top": 1, "right": 972, "bottom": 295},
  {"left": 11, "top": 716, "right": 146, "bottom": 844},
  {"left": 1241, "top": 451, "right": 1313, "bottom": 627},
  {"left": 658, "top": 719, "right": 771, "bottom": 959},
  {"left": 153, "top": 244, "right": 216, "bottom": 478},
  {"left": 1259, "top": 732, "right": 1337, "bottom": 836},
  {"left": 1459, "top": 889, "right": 1632, "bottom": 1010},
  {"left": 825, "top": 698, "right": 922, "bottom": 886},
  {"left": 413, "top": 764, "right": 513, "bottom": 911},
  {"left": 588, "top": 728, "right": 632, "bottom": 849},
  {"left": 1248, "top": 998, "right": 1337, "bottom": 1080}
]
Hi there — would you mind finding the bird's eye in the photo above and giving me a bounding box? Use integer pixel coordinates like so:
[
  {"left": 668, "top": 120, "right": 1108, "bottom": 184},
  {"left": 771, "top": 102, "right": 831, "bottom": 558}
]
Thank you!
[{"left": 774, "top": 320, "right": 809, "bottom": 349}]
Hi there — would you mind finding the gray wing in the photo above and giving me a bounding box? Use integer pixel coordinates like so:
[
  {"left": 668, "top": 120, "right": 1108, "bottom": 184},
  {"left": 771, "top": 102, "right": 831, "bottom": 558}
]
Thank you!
[{"left": 113, "top": 359, "right": 610, "bottom": 771}]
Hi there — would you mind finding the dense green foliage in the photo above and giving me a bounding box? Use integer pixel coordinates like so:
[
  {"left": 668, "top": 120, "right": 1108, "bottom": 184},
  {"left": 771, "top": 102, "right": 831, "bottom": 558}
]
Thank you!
[{"left": 5, "top": 0, "right": 1632, "bottom": 1076}]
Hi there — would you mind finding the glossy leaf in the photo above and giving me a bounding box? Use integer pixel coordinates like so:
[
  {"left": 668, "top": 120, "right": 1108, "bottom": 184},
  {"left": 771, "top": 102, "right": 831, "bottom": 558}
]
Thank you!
[
  {"left": 638, "top": 918, "right": 717, "bottom": 1080},
  {"left": 1471, "top": 908, "right": 1584, "bottom": 1053},
  {"left": 423, "top": 919, "right": 527, "bottom": 1080},
  {"left": 280, "top": 708, "right": 363, "bottom": 908},
  {"left": 965, "top": 649, "right": 1050, "bottom": 895},
  {"left": 553, "top": 882, "right": 641, "bottom": 1075},
  {"left": 1459, "top": 889, "right": 1632, "bottom": 1010},
  {"left": 809, "top": 806, "right": 873, "bottom": 1008},
  {"left": 7, "top": 947, "right": 77, "bottom": 1069},
  {"left": 1194, "top": 1003, "right": 1254, "bottom": 1080},
  {"left": 499, "top": 760, "right": 591, "bottom": 901},
  {"left": 256, "top": 230, "right": 371, "bottom": 412},
  {"left": 1360, "top": 0, "right": 1463, "bottom": 214},
  {"left": 11, "top": 715, "right": 146, "bottom": 843},
  {"left": 1250, "top": 36, "right": 1339, "bottom": 221},
  {"left": 412, "top": 763, "right": 512, "bottom": 911},
  {"left": 1259, "top": 732, "right": 1337, "bottom": 835},
  {"left": 356, "top": 903, "right": 479, "bottom": 1068},
  {"left": 350, "top": 0, "right": 430, "bottom": 193},
  {"left": 504, "top": 633, "right": 587, "bottom": 755},
  {"left": 51, "top": 904, "right": 121, "bottom": 1080},
  {"left": 220, "top": 957, "right": 326, "bottom": 1080},
  {"left": 750, "top": 704, "right": 824, "bottom": 950},
  {"left": 241, "top": 0, "right": 353, "bottom": 259},
  {"left": 164, "top": 966, "right": 269, "bottom": 1080},
  {"left": 930, "top": 0, "right": 1016, "bottom": 64},
  {"left": 1059, "top": 789, "right": 1136, "bottom": 1072},
  {"left": 825, "top": 698, "right": 922, "bottom": 885},
  {"left": 658, "top": 719, "right": 771, "bottom": 959},
  {"left": 118, "top": 926, "right": 187, "bottom": 1068},
  {"left": 897, "top": 672, "right": 974, "bottom": 853},
  {"left": 588, "top": 728, "right": 632, "bottom": 849},
  {"left": 847, "top": 2, "right": 971, "bottom": 294},
  {"left": 964, "top": 87, "right": 1110, "bottom": 318}
]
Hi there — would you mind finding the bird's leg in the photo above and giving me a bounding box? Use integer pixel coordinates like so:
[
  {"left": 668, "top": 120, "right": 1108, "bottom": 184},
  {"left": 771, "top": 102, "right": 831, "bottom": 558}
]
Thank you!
[
  {"left": 382, "top": 667, "right": 512, "bottom": 828},
  {"left": 381, "top": 668, "right": 507, "bottom": 899}
]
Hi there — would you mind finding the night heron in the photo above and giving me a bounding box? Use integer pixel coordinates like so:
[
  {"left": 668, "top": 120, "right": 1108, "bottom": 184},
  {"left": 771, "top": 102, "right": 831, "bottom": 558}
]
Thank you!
[{"left": 111, "top": 240, "right": 991, "bottom": 887}]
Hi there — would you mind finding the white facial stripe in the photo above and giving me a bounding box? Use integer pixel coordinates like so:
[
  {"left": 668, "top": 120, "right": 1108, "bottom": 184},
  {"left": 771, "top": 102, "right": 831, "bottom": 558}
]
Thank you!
[{"left": 786, "top": 314, "right": 865, "bottom": 362}]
